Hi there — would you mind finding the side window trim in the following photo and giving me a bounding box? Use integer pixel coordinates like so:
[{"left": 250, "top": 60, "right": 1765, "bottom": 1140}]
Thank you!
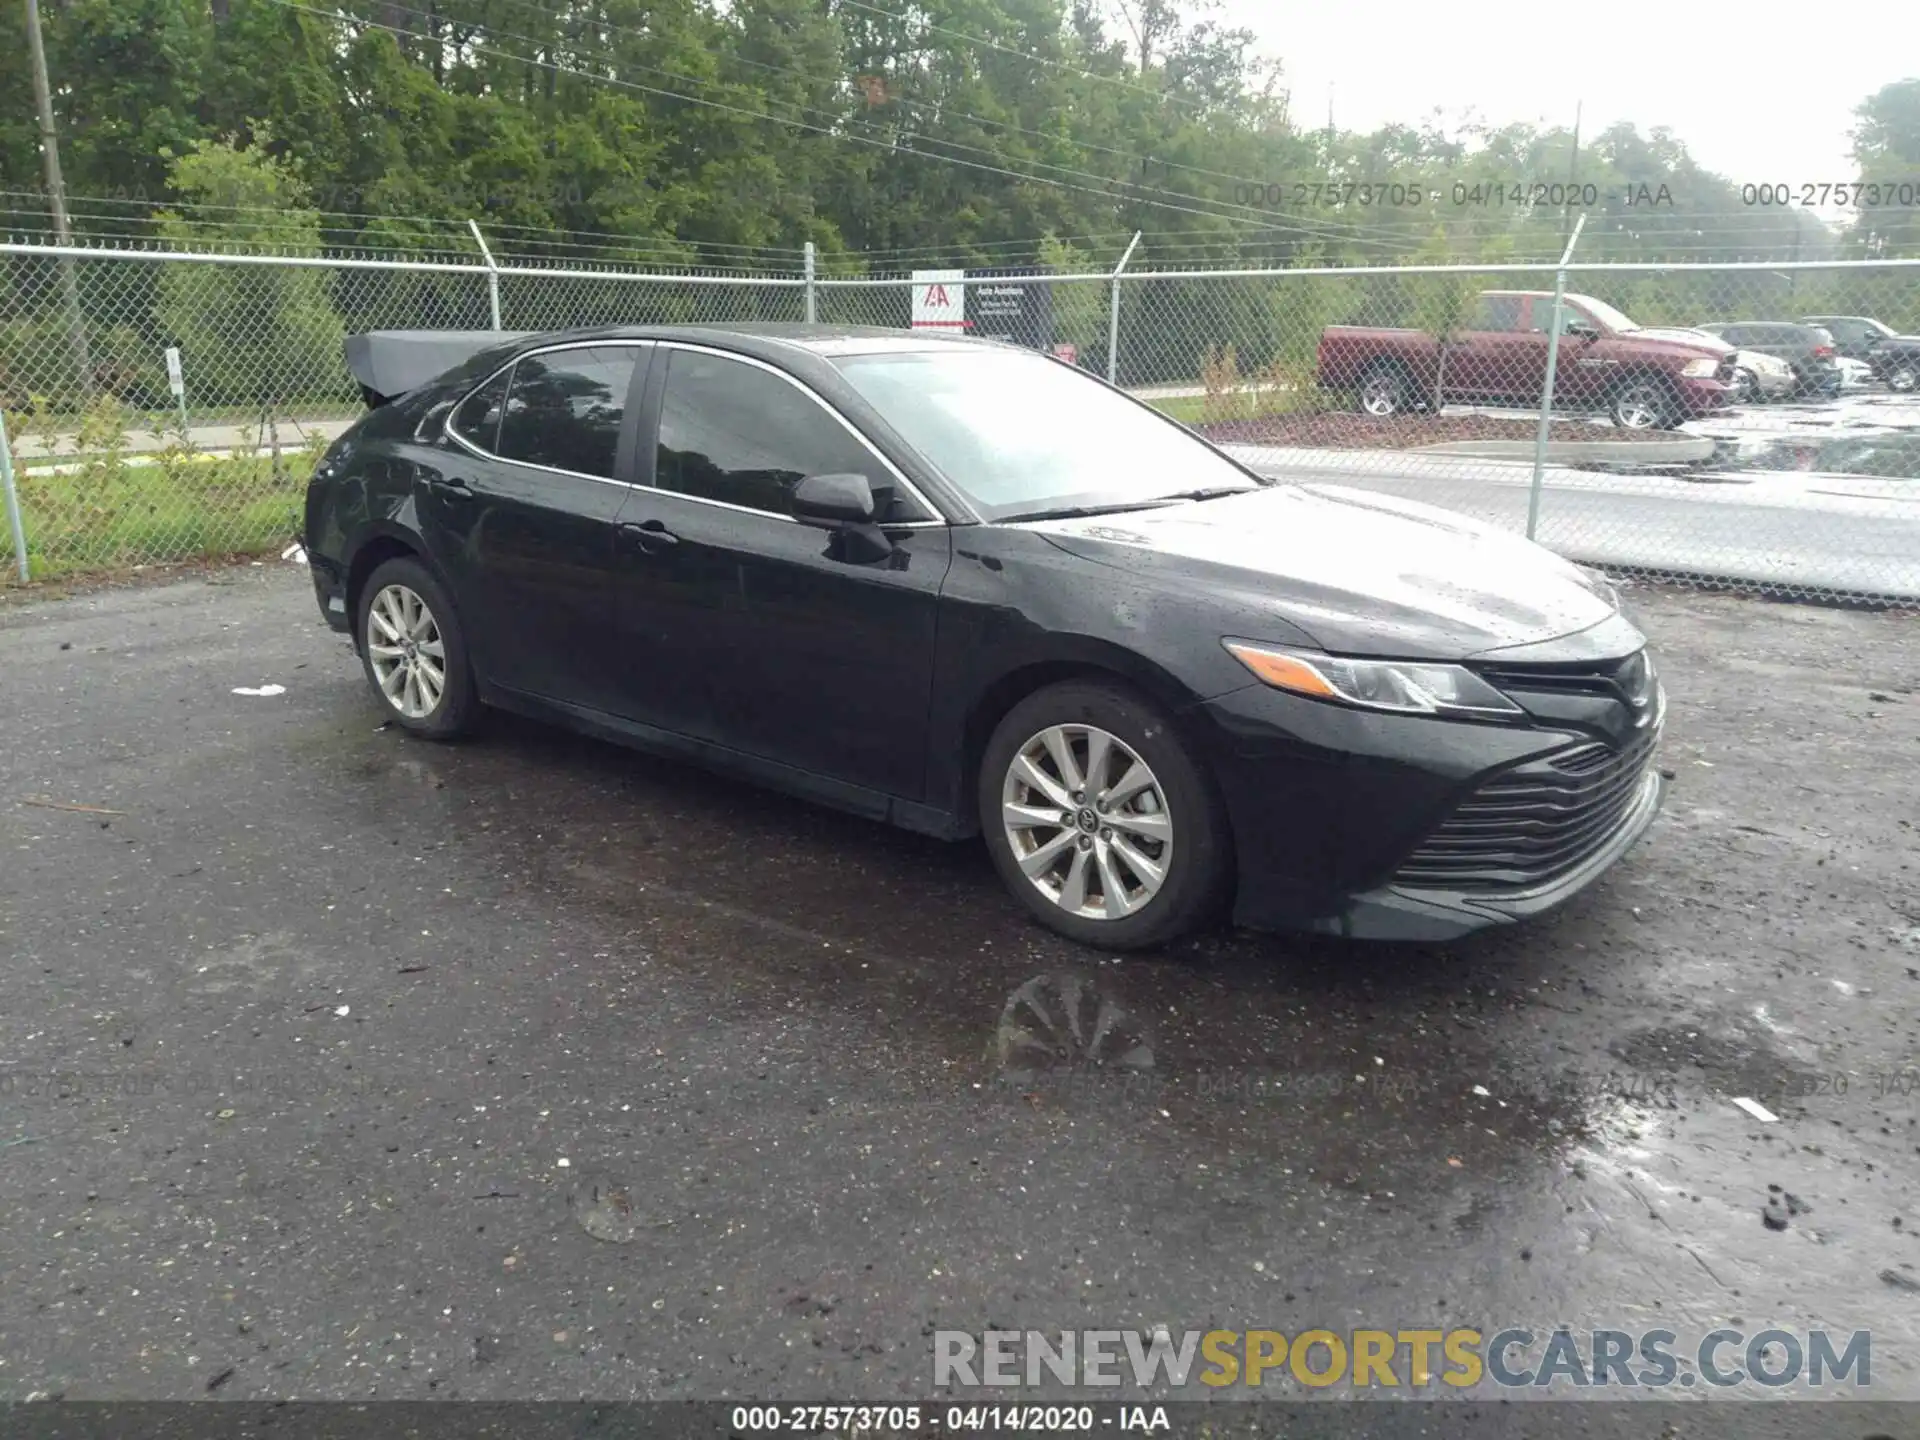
[
  {"left": 445, "top": 341, "right": 652, "bottom": 488},
  {"left": 640, "top": 342, "right": 946, "bottom": 527},
  {"left": 447, "top": 360, "right": 514, "bottom": 455}
]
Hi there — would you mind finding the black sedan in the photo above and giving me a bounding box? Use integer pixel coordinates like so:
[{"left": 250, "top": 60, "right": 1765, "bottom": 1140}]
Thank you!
[{"left": 306, "top": 324, "right": 1667, "bottom": 948}]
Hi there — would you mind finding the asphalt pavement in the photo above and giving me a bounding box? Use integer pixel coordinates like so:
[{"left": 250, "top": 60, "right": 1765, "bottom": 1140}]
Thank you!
[{"left": 2, "top": 566, "right": 1920, "bottom": 1415}]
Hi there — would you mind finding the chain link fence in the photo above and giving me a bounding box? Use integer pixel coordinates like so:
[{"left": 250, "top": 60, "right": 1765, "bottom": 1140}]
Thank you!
[{"left": 3, "top": 238, "right": 1917, "bottom": 602}]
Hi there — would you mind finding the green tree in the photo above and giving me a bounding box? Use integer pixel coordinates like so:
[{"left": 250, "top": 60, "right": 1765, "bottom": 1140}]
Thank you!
[
  {"left": 1038, "top": 232, "right": 1105, "bottom": 365},
  {"left": 1406, "top": 227, "right": 1475, "bottom": 407},
  {"left": 1850, "top": 78, "right": 1920, "bottom": 259},
  {"left": 154, "top": 132, "right": 345, "bottom": 474}
]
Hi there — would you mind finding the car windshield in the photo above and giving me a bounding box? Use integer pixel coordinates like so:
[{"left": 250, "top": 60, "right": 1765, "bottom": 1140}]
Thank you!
[
  {"left": 832, "top": 347, "right": 1262, "bottom": 521},
  {"left": 1572, "top": 296, "right": 1641, "bottom": 333}
]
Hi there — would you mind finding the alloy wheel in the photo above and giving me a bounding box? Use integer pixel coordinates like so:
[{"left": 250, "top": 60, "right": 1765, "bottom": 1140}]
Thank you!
[
  {"left": 366, "top": 582, "right": 447, "bottom": 720},
  {"left": 1613, "top": 383, "right": 1665, "bottom": 430},
  {"left": 1359, "top": 374, "right": 1401, "bottom": 417},
  {"left": 1001, "top": 723, "right": 1173, "bottom": 921},
  {"left": 1889, "top": 362, "right": 1918, "bottom": 393}
]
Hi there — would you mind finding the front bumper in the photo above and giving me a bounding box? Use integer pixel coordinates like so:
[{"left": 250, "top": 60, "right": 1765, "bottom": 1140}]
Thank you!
[
  {"left": 1307, "top": 766, "right": 1665, "bottom": 940},
  {"left": 1675, "top": 376, "right": 1734, "bottom": 415},
  {"left": 310, "top": 553, "right": 351, "bottom": 634},
  {"left": 1192, "top": 678, "right": 1665, "bottom": 942}
]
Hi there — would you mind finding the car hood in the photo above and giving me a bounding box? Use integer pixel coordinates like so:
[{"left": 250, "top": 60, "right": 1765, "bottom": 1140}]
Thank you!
[
  {"left": 1624, "top": 327, "right": 1733, "bottom": 355},
  {"left": 1029, "top": 483, "right": 1640, "bottom": 661}
]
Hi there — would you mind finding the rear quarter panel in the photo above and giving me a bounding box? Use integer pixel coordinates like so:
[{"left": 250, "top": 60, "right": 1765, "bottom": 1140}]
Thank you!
[{"left": 1317, "top": 326, "right": 1437, "bottom": 389}]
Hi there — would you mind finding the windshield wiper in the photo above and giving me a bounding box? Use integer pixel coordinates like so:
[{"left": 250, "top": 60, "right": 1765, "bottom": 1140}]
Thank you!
[
  {"left": 1157, "top": 485, "right": 1258, "bottom": 501},
  {"left": 997, "top": 486, "right": 1260, "bottom": 524},
  {"left": 995, "top": 499, "right": 1187, "bottom": 523}
]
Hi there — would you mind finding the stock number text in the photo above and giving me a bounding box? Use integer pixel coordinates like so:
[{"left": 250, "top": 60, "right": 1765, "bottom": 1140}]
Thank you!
[
  {"left": 1233, "top": 181, "right": 1425, "bottom": 208},
  {"left": 1743, "top": 181, "right": 1919, "bottom": 207}
]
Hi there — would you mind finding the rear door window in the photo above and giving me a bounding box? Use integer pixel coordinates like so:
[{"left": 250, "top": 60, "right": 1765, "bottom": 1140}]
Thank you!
[
  {"left": 449, "top": 369, "right": 510, "bottom": 452},
  {"left": 1471, "top": 295, "right": 1526, "bottom": 331},
  {"left": 497, "top": 346, "right": 640, "bottom": 480}
]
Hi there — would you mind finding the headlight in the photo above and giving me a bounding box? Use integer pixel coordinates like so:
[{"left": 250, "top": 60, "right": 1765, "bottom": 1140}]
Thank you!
[
  {"left": 1681, "top": 357, "right": 1718, "bottom": 378},
  {"left": 1222, "top": 641, "right": 1522, "bottom": 717}
]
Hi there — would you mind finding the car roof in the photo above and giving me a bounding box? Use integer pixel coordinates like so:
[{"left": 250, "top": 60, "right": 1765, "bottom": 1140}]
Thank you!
[{"left": 506, "top": 321, "right": 1003, "bottom": 361}]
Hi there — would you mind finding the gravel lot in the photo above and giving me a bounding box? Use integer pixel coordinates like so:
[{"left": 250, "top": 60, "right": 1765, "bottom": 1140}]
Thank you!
[{"left": 2, "top": 564, "right": 1919, "bottom": 1420}]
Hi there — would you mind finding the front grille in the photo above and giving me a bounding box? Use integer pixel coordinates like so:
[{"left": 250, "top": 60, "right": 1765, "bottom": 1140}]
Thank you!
[
  {"left": 1394, "top": 724, "right": 1660, "bottom": 893},
  {"left": 1479, "top": 649, "right": 1656, "bottom": 715}
]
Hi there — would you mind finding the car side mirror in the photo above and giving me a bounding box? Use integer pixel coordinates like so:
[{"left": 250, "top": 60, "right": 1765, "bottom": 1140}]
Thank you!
[
  {"left": 793, "top": 471, "right": 878, "bottom": 527},
  {"left": 1565, "top": 322, "right": 1599, "bottom": 340}
]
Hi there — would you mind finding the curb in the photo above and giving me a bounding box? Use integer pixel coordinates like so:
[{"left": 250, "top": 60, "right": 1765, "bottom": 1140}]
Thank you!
[{"left": 1412, "top": 436, "right": 1716, "bottom": 464}]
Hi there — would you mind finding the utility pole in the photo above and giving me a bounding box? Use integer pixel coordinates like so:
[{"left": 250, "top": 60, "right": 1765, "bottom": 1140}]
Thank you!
[
  {"left": 1562, "top": 100, "right": 1582, "bottom": 251},
  {"left": 24, "top": 0, "right": 92, "bottom": 399}
]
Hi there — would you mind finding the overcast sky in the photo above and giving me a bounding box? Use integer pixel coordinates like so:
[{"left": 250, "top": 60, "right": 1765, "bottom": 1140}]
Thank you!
[{"left": 1215, "top": 0, "right": 1911, "bottom": 201}]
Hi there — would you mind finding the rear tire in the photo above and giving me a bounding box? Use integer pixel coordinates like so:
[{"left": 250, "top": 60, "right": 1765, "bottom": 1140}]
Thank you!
[
  {"left": 979, "top": 680, "right": 1230, "bottom": 950},
  {"left": 356, "top": 556, "right": 478, "bottom": 740},
  {"left": 1356, "top": 364, "right": 1410, "bottom": 418}
]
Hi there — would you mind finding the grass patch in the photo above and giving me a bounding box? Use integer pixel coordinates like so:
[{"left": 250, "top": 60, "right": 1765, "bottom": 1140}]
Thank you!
[
  {"left": 1146, "top": 386, "right": 1331, "bottom": 426},
  {"left": 5, "top": 397, "right": 323, "bottom": 581}
]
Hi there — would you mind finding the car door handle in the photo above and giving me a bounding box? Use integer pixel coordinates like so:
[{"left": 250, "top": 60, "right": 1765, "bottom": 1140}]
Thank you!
[
  {"left": 618, "top": 519, "right": 679, "bottom": 553},
  {"left": 429, "top": 476, "right": 474, "bottom": 501}
]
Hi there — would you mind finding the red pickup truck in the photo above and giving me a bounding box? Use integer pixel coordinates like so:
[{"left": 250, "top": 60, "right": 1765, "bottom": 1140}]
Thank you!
[{"left": 1317, "top": 290, "right": 1738, "bottom": 430}]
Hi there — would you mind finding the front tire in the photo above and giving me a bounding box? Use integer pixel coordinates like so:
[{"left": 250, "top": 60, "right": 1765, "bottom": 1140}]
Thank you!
[
  {"left": 1732, "top": 367, "right": 1758, "bottom": 404},
  {"left": 1610, "top": 376, "right": 1677, "bottom": 430},
  {"left": 980, "top": 680, "right": 1229, "bottom": 950},
  {"left": 356, "top": 556, "right": 478, "bottom": 739},
  {"left": 1887, "top": 359, "right": 1919, "bottom": 393}
]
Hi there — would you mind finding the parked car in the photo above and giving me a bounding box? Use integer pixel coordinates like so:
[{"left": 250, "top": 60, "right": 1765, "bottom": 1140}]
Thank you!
[
  {"left": 1836, "top": 356, "right": 1875, "bottom": 389},
  {"left": 1693, "top": 322, "right": 1842, "bottom": 398},
  {"left": 309, "top": 323, "right": 1667, "bottom": 948},
  {"left": 1318, "top": 291, "right": 1737, "bottom": 430},
  {"left": 1799, "top": 315, "right": 1920, "bottom": 392},
  {"left": 1721, "top": 347, "right": 1797, "bottom": 403}
]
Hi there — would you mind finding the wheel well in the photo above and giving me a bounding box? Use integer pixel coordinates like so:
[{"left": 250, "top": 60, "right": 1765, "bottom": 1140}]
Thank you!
[
  {"left": 344, "top": 535, "right": 421, "bottom": 643},
  {"left": 958, "top": 659, "right": 1197, "bottom": 831},
  {"left": 1357, "top": 355, "right": 1413, "bottom": 385},
  {"left": 1611, "top": 366, "right": 1679, "bottom": 397}
]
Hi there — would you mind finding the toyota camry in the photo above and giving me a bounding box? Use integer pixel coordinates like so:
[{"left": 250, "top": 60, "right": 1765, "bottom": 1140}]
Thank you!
[{"left": 305, "top": 324, "right": 1666, "bottom": 949}]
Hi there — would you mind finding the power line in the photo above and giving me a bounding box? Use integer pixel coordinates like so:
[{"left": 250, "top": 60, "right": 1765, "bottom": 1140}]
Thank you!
[
  {"left": 357, "top": 0, "right": 1299, "bottom": 232},
  {"left": 834, "top": 0, "right": 1215, "bottom": 117},
  {"left": 479, "top": 0, "right": 1291, "bottom": 204},
  {"left": 302, "top": 0, "right": 1421, "bottom": 254},
  {"left": 265, "top": 1, "right": 1312, "bottom": 237}
]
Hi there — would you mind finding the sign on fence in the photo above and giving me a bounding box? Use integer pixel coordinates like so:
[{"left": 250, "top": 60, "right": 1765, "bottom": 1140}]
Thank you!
[
  {"left": 910, "top": 269, "right": 967, "bottom": 330},
  {"left": 164, "top": 346, "right": 184, "bottom": 398},
  {"left": 967, "top": 267, "right": 1054, "bottom": 352}
]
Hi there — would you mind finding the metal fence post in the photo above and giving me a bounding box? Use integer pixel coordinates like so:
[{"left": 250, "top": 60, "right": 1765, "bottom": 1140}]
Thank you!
[
  {"left": 1, "top": 411, "right": 28, "bottom": 583},
  {"left": 1108, "top": 231, "right": 1142, "bottom": 385},
  {"left": 804, "top": 242, "right": 817, "bottom": 324},
  {"left": 1527, "top": 214, "right": 1587, "bottom": 541},
  {"left": 468, "top": 220, "right": 502, "bottom": 331}
]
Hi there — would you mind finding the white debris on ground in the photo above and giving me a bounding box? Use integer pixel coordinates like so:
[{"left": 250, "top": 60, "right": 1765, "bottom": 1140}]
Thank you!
[{"left": 232, "top": 684, "right": 287, "bottom": 697}]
